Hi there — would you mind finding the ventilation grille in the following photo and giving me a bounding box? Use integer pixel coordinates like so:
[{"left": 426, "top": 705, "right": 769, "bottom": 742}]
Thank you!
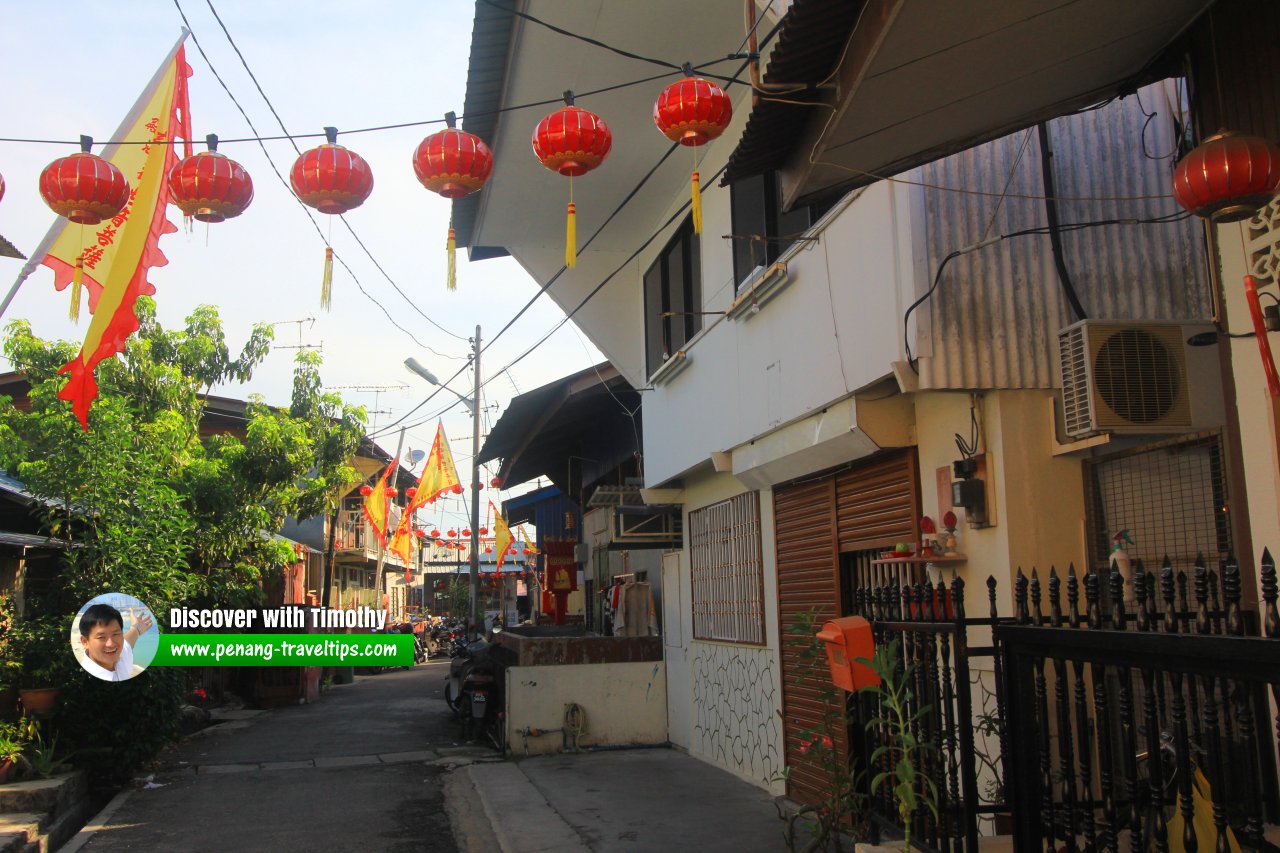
[{"left": 1059, "top": 322, "right": 1194, "bottom": 438}]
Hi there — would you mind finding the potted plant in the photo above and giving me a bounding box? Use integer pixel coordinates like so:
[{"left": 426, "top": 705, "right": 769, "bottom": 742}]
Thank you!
[
  {"left": 15, "top": 616, "right": 73, "bottom": 715},
  {"left": 0, "top": 725, "right": 24, "bottom": 783}
]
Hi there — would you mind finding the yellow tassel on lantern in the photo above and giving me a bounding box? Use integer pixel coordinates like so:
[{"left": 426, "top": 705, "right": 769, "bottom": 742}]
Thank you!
[
  {"left": 566, "top": 202, "right": 577, "bottom": 269},
  {"left": 321, "top": 247, "right": 334, "bottom": 311},
  {"left": 447, "top": 228, "right": 457, "bottom": 292},
  {"left": 69, "top": 255, "right": 84, "bottom": 323},
  {"left": 691, "top": 171, "right": 703, "bottom": 235}
]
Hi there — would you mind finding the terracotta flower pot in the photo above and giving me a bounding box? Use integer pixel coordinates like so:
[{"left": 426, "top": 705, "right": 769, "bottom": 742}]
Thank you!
[
  {"left": 18, "top": 687, "right": 60, "bottom": 716},
  {"left": 0, "top": 758, "right": 15, "bottom": 784}
]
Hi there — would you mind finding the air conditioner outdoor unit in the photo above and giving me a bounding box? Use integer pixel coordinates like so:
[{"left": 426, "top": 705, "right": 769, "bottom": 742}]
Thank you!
[{"left": 1057, "top": 320, "right": 1224, "bottom": 439}]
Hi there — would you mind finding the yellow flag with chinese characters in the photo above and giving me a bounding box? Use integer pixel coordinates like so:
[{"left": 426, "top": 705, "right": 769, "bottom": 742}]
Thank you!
[
  {"left": 417, "top": 421, "right": 461, "bottom": 503},
  {"left": 14, "top": 35, "right": 193, "bottom": 430},
  {"left": 362, "top": 461, "right": 396, "bottom": 548},
  {"left": 490, "top": 501, "right": 512, "bottom": 570}
]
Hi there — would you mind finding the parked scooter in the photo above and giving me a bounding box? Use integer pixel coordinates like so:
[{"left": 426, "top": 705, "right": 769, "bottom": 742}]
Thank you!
[{"left": 444, "top": 636, "right": 505, "bottom": 749}]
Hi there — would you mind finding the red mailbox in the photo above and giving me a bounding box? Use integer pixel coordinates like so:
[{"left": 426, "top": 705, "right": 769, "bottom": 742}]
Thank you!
[{"left": 816, "top": 616, "right": 878, "bottom": 692}]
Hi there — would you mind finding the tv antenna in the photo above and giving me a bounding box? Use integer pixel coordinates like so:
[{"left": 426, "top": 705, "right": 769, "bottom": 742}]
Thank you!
[
  {"left": 326, "top": 384, "right": 409, "bottom": 434},
  {"left": 270, "top": 316, "right": 321, "bottom": 352}
]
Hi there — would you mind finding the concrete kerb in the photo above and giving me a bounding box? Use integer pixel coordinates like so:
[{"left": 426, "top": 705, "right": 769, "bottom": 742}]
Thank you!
[
  {"left": 57, "top": 787, "right": 133, "bottom": 853},
  {"left": 466, "top": 761, "right": 589, "bottom": 853}
]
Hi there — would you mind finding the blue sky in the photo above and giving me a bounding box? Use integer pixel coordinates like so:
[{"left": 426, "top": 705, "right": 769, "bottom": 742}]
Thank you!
[{"left": 0, "top": 2, "right": 602, "bottom": 531}]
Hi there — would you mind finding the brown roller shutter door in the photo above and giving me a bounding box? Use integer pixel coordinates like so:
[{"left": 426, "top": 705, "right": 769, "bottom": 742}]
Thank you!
[{"left": 775, "top": 449, "right": 919, "bottom": 805}]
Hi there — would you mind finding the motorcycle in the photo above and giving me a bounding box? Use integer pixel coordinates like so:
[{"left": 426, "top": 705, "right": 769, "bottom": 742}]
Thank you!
[{"left": 444, "top": 637, "right": 505, "bottom": 749}]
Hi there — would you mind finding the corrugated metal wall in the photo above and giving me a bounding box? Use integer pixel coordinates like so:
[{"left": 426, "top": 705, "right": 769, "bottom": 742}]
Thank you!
[
  {"left": 775, "top": 450, "right": 919, "bottom": 805},
  {"left": 916, "top": 82, "right": 1212, "bottom": 391}
]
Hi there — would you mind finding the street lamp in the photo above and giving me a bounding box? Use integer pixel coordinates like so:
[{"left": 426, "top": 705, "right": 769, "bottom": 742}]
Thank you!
[
  {"left": 404, "top": 357, "right": 474, "bottom": 413},
  {"left": 403, "top": 328, "right": 483, "bottom": 635}
]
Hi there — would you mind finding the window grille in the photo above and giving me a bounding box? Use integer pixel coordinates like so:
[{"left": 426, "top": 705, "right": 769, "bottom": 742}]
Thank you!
[
  {"left": 689, "top": 492, "right": 764, "bottom": 644},
  {"left": 1083, "top": 431, "right": 1232, "bottom": 575}
]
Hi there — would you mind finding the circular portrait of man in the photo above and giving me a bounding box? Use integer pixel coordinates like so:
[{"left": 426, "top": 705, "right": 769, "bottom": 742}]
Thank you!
[{"left": 71, "top": 593, "right": 159, "bottom": 682}]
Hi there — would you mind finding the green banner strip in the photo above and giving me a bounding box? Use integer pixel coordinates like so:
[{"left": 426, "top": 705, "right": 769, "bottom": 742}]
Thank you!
[{"left": 152, "top": 634, "right": 413, "bottom": 667}]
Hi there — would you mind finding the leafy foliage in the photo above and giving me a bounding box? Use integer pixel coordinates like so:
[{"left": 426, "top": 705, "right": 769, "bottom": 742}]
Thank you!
[
  {"left": 857, "top": 639, "right": 940, "bottom": 849},
  {"left": 0, "top": 301, "right": 365, "bottom": 778}
]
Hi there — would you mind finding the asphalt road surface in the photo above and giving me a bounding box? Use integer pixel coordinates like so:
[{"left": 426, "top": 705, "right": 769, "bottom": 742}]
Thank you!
[{"left": 74, "top": 659, "right": 490, "bottom": 852}]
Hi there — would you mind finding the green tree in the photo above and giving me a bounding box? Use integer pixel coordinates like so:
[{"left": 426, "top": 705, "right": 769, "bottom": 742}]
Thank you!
[{"left": 0, "top": 300, "right": 365, "bottom": 780}]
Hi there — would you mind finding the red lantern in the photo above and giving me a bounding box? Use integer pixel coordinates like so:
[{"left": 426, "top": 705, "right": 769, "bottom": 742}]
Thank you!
[
  {"left": 485, "top": 546, "right": 493, "bottom": 554},
  {"left": 39, "top": 136, "right": 130, "bottom": 227},
  {"left": 452, "top": 484, "right": 464, "bottom": 495},
  {"left": 479, "top": 527, "right": 489, "bottom": 536},
  {"left": 168, "top": 134, "right": 254, "bottom": 223},
  {"left": 290, "top": 127, "right": 374, "bottom": 310},
  {"left": 406, "top": 487, "right": 418, "bottom": 499},
  {"left": 359, "top": 485, "right": 373, "bottom": 496},
  {"left": 430, "top": 529, "right": 441, "bottom": 538},
  {"left": 462, "top": 529, "right": 472, "bottom": 537},
  {"left": 434, "top": 539, "right": 444, "bottom": 547},
  {"left": 490, "top": 477, "right": 504, "bottom": 489},
  {"left": 415, "top": 529, "right": 427, "bottom": 538},
  {"left": 387, "top": 488, "right": 399, "bottom": 498},
  {"left": 654, "top": 67, "right": 732, "bottom": 234},
  {"left": 291, "top": 127, "right": 374, "bottom": 215},
  {"left": 533, "top": 93, "right": 612, "bottom": 268},
  {"left": 654, "top": 72, "right": 733, "bottom": 147},
  {"left": 414, "top": 112, "right": 494, "bottom": 292},
  {"left": 447, "top": 529, "right": 457, "bottom": 538},
  {"left": 1172, "top": 131, "right": 1280, "bottom": 223},
  {"left": 0, "top": 170, "right": 5, "bottom": 204}
]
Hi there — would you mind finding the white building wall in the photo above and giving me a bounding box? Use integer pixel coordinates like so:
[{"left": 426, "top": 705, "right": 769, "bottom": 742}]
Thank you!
[
  {"left": 643, "top": 181, "right": 911, "bottom": 487},
  {"left": 669, "top": 473, "right": 785, "bottom": 794},
  {"left": 1223, "top": 206, "right": 1280, "bottom": 596}
]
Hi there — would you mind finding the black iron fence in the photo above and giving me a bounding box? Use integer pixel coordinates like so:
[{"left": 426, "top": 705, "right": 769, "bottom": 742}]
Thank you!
[
  {"left": 850, "top": 577, "right": 986, "bottom": 853},
  {"left": 998, "top": 552, "right": 1280, "bottom": 853},
  {"left": 845, "top": 550, "right": 1280, "bottom": 853}
]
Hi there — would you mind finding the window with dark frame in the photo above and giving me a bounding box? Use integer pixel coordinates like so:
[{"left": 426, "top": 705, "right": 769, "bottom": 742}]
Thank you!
[
  {"left": 729, "top": 170, "right": 834, "bottom": 288},
  {"left": 689, "top": 491, "right": 764, "bottom": 645},
  {"left": 644, "top": 215, "right": 701, "bottom": 377}
]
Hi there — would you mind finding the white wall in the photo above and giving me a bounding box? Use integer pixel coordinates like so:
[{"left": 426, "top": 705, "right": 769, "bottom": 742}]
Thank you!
[
  {"left": 643, "top": 182, "right": 909, "bottom": 486},
  {"left": 672, "top": 473, "right": 785, "bottom": 794},
  {"left": 505, "top": 661, "right": 667, "bottom": 756},
  {"left": 1221, "top": 211, "right": 1280, "bottom": 594}
]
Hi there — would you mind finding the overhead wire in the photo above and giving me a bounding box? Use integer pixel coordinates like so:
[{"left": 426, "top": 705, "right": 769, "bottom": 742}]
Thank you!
[
  {"left": 170, "top": 0, "right": 460, "bottom": 358},
  {"left": 202, "top": 0, "right": 468, "bottom": 346}
]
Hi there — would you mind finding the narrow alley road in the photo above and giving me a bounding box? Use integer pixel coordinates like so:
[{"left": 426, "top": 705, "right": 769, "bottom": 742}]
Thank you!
[{"left": 69, "top": 660, "right": 493, "bottom": 852}]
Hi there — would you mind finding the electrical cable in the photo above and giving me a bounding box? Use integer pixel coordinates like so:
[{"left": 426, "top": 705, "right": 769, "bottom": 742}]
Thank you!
[
  {"left": 171, "top": 0, "right": 460, "bottom": 357},
  {"left": 377, "top": 16, "right": 784, "bottom": 440},
  {"left": 1037, "top": 122, "right": 1089, "bottom": 322},
  {"left": 477, "top": 0, "right": 736, "bottom": 85},
  {"left": 902, "top": 210, "right": 1195, "bottom": 370},
  {"left": 202, "top": 0, "right": 468, "bottom": 345}
]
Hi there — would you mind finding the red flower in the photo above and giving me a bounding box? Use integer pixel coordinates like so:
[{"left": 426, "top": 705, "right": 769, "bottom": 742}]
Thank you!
[{"left": 820, "top": 735, "right": 833, "bottom": 748}]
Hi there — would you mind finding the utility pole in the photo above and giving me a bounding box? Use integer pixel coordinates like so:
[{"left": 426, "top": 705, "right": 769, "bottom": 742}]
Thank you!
[{"left": 469, "top": 325, "right": 483, "bottom": 635}]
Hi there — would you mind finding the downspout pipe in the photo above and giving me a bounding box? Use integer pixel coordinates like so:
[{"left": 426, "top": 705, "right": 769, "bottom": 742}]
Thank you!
[{"left": 1037, "top": 122, "right": 1089, "bottom": 322}]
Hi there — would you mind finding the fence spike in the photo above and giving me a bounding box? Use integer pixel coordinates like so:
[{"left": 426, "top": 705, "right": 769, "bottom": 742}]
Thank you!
[
  {"left": 1048, "top": 566, "right": 1064, "bottom": 627},
  {"left": 1084, "top": 569, "right": 1101, "bottom": 629},
  {"left": 1161, "top": 560, "right": 1177, "bottom": 634},
  {"left": 952, "top": 576, "right": 965, "bottom": 622},
  {"left": 1015, "top": 569, "right": 1029, "bottom": 624},
  {"left": 1194, "top": 563, "right": 1210, "bottom": 636},
  {"left": 1224, "top": 556, "right": 1243, "bottom": 637},
  {"left": 1261, "top": 549, "right": 1277, "bottom": 640},
  {"left": 987, "top": 574, "right": 999, "bottom": 622},
  {"left": 1067, "top": 564, "right": 1082, "bottom": 628},
  {"left": 1110, "top": 565, "right": 1127, "bottom": 630},
  {"left": 1135, "top": 559, "right": 1151, "bottom": 632}
]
